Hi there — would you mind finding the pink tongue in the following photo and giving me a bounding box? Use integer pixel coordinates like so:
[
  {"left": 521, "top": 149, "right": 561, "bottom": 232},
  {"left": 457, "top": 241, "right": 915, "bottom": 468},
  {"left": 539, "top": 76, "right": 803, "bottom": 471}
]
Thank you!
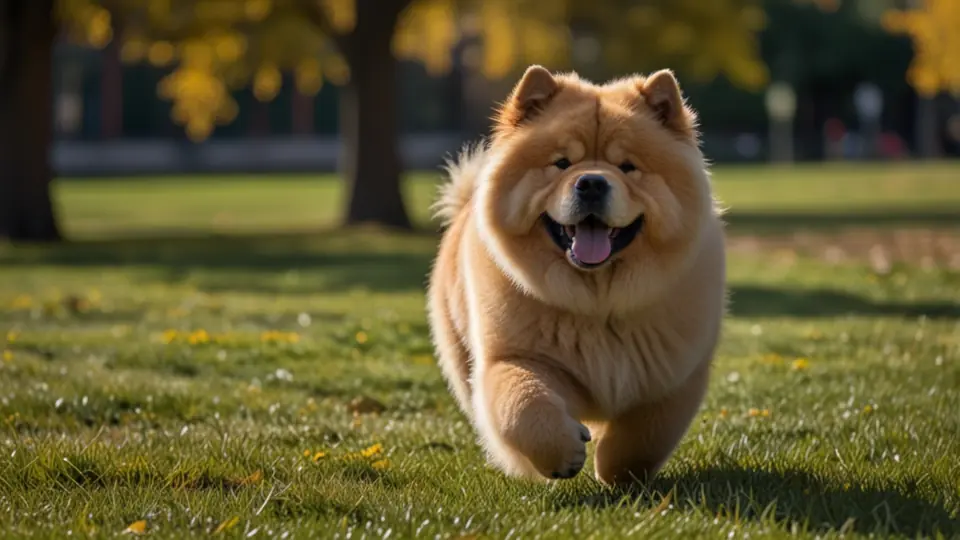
[{"left": 571, "top": 225, "right": 611, "bottom": 264}]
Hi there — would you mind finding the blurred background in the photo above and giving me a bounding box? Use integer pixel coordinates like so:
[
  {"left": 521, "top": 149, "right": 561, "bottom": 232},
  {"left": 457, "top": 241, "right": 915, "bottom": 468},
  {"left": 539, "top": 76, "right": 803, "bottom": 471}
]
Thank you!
[{"left": 0, "top": 0, "right": 958, "bottom": 241}]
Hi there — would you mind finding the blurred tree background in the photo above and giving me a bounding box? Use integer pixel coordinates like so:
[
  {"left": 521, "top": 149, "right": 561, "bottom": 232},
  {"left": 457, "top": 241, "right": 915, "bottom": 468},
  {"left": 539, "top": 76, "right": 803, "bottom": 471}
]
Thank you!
[{"left": 0, "top": 0, "right": 955, "bottom": 241}]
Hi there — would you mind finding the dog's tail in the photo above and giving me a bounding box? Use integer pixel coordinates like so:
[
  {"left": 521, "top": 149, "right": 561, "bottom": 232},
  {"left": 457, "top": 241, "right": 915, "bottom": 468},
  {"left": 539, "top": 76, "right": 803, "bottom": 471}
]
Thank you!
[{"left": 431, "top": 140, "right": 488, "bottom": 227}]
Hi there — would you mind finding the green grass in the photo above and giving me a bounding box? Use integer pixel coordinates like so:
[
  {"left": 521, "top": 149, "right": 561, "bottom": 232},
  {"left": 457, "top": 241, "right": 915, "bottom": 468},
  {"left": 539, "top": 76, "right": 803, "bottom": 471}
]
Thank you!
[
  {"left": 58, "top": 161, "right": 960, "bottom": 239},
  {"left": 1, "top": 163, "right": 959, "bottom": 538}
]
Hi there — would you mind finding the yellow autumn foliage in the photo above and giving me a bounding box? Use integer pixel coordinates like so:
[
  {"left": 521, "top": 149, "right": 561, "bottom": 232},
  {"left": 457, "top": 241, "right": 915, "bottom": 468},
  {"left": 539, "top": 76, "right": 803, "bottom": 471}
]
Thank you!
[
  {"left": 57, "top": 0, "right": 770, "bottom": 141},
  {"left": 883, "top": 0, "right": 960, "bottom": 97}
]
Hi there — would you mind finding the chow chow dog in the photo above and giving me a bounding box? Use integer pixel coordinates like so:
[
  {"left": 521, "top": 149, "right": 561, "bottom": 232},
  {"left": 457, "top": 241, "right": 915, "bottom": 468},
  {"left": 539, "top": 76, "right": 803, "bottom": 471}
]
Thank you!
[{"left": 427, "top": 65, "right": 726, "bottom": 486}]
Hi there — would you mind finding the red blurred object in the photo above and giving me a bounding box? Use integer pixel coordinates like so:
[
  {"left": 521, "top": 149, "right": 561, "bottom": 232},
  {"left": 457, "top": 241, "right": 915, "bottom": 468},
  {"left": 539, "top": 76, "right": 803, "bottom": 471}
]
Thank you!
[
  {"left": 879, "top": 132, "right": 906, "bottom": 159},
  {"left": 824, "top": 118, "right": 845, "bottom": 141}
]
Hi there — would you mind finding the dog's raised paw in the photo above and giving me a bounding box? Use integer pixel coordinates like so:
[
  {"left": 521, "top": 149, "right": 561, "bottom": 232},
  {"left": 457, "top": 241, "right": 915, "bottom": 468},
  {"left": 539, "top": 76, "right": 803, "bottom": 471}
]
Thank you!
[{"left": 547, "top": 421, "right": 590, "bottom": 480}]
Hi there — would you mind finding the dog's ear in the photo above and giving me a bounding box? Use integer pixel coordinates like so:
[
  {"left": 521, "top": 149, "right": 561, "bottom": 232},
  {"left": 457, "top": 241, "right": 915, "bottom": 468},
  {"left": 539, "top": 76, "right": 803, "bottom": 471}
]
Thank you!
[
  {"left": 638, "top": 69, "right": 698, "bottom": 140},
  {"left": 495, "top": 65, "right": 560, "bottom": 131}
]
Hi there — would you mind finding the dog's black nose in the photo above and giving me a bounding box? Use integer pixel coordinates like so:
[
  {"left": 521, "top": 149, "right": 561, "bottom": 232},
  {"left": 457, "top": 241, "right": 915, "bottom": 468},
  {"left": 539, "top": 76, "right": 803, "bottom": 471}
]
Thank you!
[{"left": 574, "top": 174, "right": 610, "bottom": 203}]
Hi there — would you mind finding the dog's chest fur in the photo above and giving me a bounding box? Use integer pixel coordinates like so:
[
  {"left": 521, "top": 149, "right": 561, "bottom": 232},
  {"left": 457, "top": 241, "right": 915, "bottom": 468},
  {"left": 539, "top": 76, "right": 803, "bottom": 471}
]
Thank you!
[{"left": 518, "top": 301, "right": 709, "bottom": 417}]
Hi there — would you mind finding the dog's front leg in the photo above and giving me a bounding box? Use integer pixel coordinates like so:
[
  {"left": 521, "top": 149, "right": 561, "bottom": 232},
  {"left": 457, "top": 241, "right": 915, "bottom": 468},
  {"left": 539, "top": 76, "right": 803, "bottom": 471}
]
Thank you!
[{"left": 473, "top": 357, "right": 591, "bottom": 480}]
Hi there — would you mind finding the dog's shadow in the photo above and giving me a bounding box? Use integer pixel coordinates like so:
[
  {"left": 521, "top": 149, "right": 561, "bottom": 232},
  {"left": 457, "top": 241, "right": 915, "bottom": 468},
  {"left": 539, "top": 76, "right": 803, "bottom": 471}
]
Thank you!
[{"left": 553, "top": 465, "right": 958, "bottom": 537}]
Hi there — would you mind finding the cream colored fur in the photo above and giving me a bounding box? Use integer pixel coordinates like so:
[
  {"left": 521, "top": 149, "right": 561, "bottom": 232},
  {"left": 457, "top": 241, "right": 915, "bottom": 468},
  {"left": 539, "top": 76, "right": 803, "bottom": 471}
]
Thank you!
[{"left": 427, "top": 66, "right": 726, "bottom": 486}]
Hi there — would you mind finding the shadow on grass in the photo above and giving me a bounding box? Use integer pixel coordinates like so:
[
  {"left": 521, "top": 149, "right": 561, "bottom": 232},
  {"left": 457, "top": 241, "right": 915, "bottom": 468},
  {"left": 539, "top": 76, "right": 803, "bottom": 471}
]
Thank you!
[
  {"left": 724, "top": 209, "right": 960, "bottom": 235},
  {"left": 2, "top": 224, "right": 958, "bottom": 315},
  {"left": 660, "top": 466, "right": 960, "bottom": 537},
  {"left": 0, "top": 229, "right": 438, "bottom": 294},
  {"left": 730, "top": 286, "right": 960, "bottom": 319},
  {"left": 562, "top": 466, "right": 958, "bottom": 537}
]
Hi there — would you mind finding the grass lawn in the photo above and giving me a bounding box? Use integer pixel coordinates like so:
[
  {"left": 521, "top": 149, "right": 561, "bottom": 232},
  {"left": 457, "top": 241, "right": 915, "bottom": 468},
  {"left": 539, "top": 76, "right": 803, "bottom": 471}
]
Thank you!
[{"left": 1, "top": 162, "right": 959, "bottom": 538}]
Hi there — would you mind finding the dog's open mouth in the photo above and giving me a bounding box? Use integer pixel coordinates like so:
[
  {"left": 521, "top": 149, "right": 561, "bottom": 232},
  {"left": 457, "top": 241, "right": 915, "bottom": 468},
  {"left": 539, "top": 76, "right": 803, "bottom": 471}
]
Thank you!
[{"left": 542, "top": 213, "right": 644, "bottom": 269}]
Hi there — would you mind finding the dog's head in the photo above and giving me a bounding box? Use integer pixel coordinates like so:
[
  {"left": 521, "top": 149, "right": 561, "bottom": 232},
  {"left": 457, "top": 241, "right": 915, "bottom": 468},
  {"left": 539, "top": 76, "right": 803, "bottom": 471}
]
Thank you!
[{"left": 476, "top": 66, "right": 717, "bottom": 314}]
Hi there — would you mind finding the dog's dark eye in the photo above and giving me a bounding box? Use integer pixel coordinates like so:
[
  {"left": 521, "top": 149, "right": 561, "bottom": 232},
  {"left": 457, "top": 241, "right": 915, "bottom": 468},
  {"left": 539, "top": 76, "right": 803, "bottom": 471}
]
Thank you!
[
  {"left": 618, "top": 161, "right": 637, "bottom": 173},
  {"left": 553, "top": 157, "right": 572, "bottom": 170}
]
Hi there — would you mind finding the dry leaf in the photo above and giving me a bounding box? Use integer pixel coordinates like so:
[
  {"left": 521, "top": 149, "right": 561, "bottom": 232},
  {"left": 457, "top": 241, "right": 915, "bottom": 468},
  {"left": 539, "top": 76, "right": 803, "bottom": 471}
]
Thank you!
[
  {"left": 122, "top": 520, "right": 147, "bottom": 535},
  {"left": 651, "top": 488, "right": 674, "bottom": 515},
  {"left": 213, "top": 516, "right": 240, "bottom": 534},
  {"left": 239, "top": 469, "right": 263, "bottom": 485}
]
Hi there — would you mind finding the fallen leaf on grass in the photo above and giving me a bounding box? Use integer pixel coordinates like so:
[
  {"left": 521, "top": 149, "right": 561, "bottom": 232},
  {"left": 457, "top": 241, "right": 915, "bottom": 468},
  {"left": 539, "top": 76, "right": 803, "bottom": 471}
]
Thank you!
[
  {"left": 122, "top": 520, "right": 147, "bottom": 535},
  {"left": 213, "top": 516, "right": 240, "bottom": 534},
  {"left": 651, "top": 487, "right": 675, "bottom": 515},
  {"left": 238, "top": 469, "right": 263, "bottom": 485}
]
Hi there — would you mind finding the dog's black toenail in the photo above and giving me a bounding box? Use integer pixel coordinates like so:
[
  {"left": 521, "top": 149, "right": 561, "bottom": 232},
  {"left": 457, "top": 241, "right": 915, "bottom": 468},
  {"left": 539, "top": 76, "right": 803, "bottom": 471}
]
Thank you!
[{"left": 552, "top": 471, "right": 562, "bottom": 478}]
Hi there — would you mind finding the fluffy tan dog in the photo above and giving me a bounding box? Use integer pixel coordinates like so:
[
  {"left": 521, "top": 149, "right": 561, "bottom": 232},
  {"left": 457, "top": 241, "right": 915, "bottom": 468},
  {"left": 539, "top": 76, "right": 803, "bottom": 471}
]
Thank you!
[{"left": 427, "top": 65, "right": 726, "bottom": 486}]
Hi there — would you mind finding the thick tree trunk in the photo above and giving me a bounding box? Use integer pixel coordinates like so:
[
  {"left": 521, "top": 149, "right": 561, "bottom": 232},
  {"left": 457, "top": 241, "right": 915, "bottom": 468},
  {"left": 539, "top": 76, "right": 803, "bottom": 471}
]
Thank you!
[
  {"left": 339, "top": 0, "right": 411, "bottom": 229},
  {"left": 0, "top": 0, "right": 61, "bottom": 242}
]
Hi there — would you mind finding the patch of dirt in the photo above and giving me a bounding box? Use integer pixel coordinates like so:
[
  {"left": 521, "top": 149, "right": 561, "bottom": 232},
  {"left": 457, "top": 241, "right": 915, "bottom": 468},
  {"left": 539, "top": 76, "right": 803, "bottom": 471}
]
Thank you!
[{"left": 728, "top": 227, "right": 960, "bottom": 271}]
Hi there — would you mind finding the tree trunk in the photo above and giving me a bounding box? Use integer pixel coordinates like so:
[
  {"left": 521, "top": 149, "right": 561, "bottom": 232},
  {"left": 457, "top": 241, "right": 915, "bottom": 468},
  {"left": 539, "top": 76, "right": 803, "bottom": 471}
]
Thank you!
[
  {"left": 339, "top": 0, "right": 411, "bottom": 229},
  {"left": 0, "top": 0, "right": 61, "bottom": 242}
]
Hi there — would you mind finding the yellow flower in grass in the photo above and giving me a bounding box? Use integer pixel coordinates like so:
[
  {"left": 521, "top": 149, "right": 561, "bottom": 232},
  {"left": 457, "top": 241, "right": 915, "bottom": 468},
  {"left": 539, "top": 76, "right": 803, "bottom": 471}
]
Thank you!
[
  {"left": 748, "top": 408, "right": 770, "bottom": 418},
  {"left": 187, "top": 329, "right": 210, "bottom": 345},
  {"left": 161, "top": 329, "right": 178, "bottom": 344},
  {"left": 371, "top": 459, "right": 389, "bottom": 471},
  {"left": 6, "top": 331, "right": 17, "bottom": 343},
  {"left": 355, "top": 331, "right": 368, "bottom": 345},
  {"left": 312, "top": 451, "right": 326, "bottom": 462},
  {"left": 791, "top": 358, "right": 810, "bottom": 371},
  {"left": 360, "top": 443, "right": 383, "bottom": 458},
  {"left": 2, "top": 350, "right": 12, "bottom": 362}
]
